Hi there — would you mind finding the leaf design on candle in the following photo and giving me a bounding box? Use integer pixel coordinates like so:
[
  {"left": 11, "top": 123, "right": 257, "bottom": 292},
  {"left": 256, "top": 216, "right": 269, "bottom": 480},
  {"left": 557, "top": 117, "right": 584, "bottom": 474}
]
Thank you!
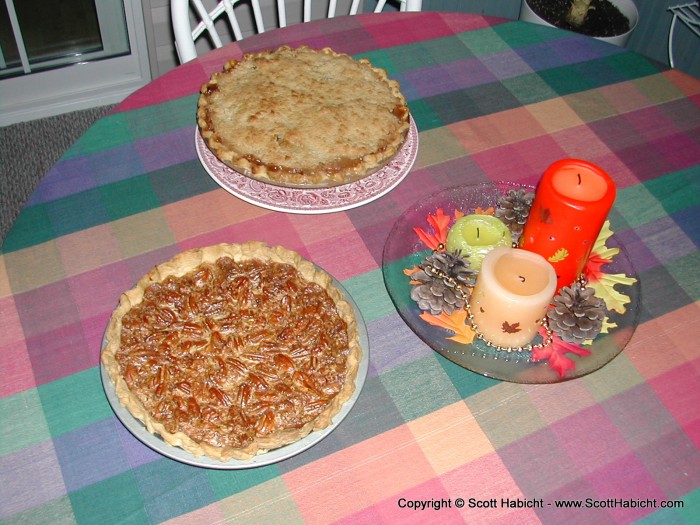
[
  {"left": 419, "top": 310, "right": 475, "bottom": 344},
  {"left": 501, "top": 321, "right": 521, "bottom": 334},
  {"left": 548, "top": 248, "right": 569, "bottom": 263},
  {"left": 539, "top": 207, "right": 553, "bottom": 224}
]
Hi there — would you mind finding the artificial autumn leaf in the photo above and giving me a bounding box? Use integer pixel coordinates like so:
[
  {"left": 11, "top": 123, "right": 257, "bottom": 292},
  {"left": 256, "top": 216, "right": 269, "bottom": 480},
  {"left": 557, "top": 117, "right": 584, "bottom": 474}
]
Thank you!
[
  {"left": 548, "top": 248, "right": 569, "bottom": 263},
  {"left": 591, "top": 221, "right": 618, "bottom": 261},
  {"left": 584, "top": 252, "right": 611, "bottom": 283},
  {"left": 588, "top": 273, "right": 637, "bottom": 314},
  {"left": 502, "top": 321, "right": 521, "bottom": 334},
  {"left": 585, "top": 221, "right": 618, "bottom": 282},
  {"left": 474, "top": 207, "right": 495, "bottom": 215},
  {"left": 413, "top": 208, "right": 452, "bottom": 251},
  {"left": 404, "top": 266, "right": 422, "bottom": 284},
  {"left": 419, "top": 309, "right": 475, "bottom": 344},
  {"left": 532, "top": 325, "right": 592, "bottom": 377},
  {"left": 583, "top": 317, "right": 617, "bottom": 346}
]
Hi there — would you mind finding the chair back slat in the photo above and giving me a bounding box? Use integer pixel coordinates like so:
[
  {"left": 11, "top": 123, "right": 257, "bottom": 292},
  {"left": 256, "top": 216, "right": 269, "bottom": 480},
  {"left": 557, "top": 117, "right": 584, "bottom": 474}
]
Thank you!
[
  {"left": 173, "top": 0, "right": 423, "bottom": 63},
  {"left": 303, "top": 0, "right": 312, "bottom": 23},
  {"left": 272, "top": 1, "right": 283, "bottom": 28},
  {"left": 190, "top": 0, "right": 223, "bottom": 49},
  {"left": 251, "top": 0, "right": 267, "bottom": 33},
  {"left": 223, "top": 0, "right": 244, "bottom": 41}
]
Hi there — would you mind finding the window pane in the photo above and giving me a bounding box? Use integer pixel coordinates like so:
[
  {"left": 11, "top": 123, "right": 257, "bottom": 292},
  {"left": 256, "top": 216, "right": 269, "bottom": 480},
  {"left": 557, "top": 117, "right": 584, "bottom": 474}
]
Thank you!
[
  {"left": 0, "top": 2, "right": 21, "bottom": 69},
  {"left": 0, "top": 0, "right": 132, "bottom": 79},
  {"left": 16, "top": 0, "right": 104, "bottom": 63}
]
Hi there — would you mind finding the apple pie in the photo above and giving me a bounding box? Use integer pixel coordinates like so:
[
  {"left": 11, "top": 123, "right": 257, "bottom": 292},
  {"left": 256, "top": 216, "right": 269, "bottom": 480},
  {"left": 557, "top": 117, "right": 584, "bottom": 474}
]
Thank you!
[{"left": 197, "top": 45, "right": 410, "bottom": 187}]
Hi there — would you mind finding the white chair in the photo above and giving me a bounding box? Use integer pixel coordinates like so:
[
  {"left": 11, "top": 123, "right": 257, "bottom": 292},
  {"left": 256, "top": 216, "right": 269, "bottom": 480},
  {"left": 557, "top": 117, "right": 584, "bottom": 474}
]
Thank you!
[
  {"left": 667, "top": 2, "right": 700, "bottom": 68},
  {"left": 172, "top": 0, "right": 423, "bottom": 63}
]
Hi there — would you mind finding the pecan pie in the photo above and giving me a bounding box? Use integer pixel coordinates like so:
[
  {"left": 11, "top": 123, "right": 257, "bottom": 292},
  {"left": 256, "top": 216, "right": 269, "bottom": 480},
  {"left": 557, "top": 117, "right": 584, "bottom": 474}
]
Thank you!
[
  {"left": 197, "top": 45, "right": 410, "bottom": 188},
  {"left": 102, "top": 242, "right": 362, "bottom": 461}
]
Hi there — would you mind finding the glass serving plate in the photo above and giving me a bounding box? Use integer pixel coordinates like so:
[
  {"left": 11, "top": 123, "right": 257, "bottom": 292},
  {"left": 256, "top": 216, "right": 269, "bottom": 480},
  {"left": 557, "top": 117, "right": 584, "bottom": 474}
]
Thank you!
[{"left": 382, "top": 182, "right": 641, "bottom": 384}]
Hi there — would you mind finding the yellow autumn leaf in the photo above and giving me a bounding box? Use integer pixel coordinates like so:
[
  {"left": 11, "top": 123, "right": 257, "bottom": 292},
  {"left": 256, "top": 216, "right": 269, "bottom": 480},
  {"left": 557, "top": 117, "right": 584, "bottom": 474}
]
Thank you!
[
  {"left": 419, "top": 309, "right": 475, "bottom": 344},
  {"left": 549, "top": 248, "right": 569, "bottom": 263},
  {"left": 583, "top": 317, "right": 617, "bottom": 346},
  {"left": 589, "top": 273, "right": 638, "bottom": 314},
  {"left": 592, "top": 221, "right": 619, "bottom": 261}
]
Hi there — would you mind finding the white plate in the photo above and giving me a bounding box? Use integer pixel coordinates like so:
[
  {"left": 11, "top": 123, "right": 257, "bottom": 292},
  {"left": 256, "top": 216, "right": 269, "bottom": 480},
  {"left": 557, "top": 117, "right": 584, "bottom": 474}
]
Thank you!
[
  {"left": 195, "top": 117, "right": 418, "bottom": 214},
  {"left": 101, "top": 278, "right": 369, "bottom": 469}
]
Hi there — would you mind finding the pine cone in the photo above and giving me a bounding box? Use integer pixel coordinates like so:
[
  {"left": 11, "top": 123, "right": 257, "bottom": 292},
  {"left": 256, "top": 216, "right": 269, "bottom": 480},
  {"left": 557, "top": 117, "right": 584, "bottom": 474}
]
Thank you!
[
  {"left": 426, "top": 250, "right": 476, "bottom": 286},
  {"left": 547, "top": 282, "right": 606, "bottom": 344},
  {"left": 495, "top": 188, "right": 534, "bottom": 237},
  {"left": 410, "top": 250, "right": 476, "bottom": 315}
]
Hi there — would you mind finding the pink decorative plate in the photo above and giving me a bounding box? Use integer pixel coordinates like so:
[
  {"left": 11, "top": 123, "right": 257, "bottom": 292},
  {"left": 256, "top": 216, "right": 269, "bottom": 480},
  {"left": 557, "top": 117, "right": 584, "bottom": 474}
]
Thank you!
[{"left": 195, "top": 117, "right": 418, "bottom": 214}]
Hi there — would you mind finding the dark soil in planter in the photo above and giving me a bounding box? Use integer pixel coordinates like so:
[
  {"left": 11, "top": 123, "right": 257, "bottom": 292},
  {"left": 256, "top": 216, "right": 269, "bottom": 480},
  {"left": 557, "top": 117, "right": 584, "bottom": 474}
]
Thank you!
[{"left": 527, "top": 0, "right": 631, "bottom": 38}]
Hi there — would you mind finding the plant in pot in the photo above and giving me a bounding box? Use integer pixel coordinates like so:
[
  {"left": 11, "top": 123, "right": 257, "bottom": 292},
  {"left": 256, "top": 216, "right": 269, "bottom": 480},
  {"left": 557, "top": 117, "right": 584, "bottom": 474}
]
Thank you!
[{"left": 520, "top": 0, "right": 639, "bottom": 46}]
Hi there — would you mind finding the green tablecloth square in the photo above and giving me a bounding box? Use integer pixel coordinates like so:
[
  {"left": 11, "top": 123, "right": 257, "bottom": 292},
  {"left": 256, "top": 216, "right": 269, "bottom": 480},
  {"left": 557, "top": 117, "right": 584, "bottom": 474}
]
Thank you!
[
  {"left": 380, "top": 355, "right": 461, "bottom": 422},
  {"left": 38, "top": 368, "right": 113, "bottom": 437}
]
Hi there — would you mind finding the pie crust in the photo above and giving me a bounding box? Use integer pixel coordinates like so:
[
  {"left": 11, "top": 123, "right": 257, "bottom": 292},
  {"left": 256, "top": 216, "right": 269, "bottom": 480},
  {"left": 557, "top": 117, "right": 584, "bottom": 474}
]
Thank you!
[
  {"left": 102, "top": 242, "right": 362, "bottom": 461},
  {"left": 197, "top": 45, "right": 410, "bottom": 188}
]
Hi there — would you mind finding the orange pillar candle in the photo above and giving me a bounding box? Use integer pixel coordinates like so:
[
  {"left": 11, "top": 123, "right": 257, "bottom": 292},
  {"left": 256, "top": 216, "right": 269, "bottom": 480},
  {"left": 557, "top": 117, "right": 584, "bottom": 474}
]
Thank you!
[
  {"left": 469, "top": 247, "right": 557, "bottom": 348},
  {"left": 519, "top": 159, "right": 616, "bottom": 290}
]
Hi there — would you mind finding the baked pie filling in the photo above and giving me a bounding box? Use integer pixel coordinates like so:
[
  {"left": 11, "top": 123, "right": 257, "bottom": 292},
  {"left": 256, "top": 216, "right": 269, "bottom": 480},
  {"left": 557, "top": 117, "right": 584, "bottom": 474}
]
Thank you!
[
  {"left": 102, "top": 242, "right": 361, "bottom": 461},
  {"left": 197, "top": 45, "right": 410, "bottom": 187}
]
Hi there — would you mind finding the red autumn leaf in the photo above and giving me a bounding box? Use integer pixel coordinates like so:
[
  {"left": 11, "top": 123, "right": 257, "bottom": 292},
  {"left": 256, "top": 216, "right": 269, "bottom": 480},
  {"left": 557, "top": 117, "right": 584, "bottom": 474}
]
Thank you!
[
  {"left": 584, "top": 252, "right": 612, "bottom": 283},
  {"left": 413, "top": 208, "right": 452, "bottom": 250},
  {"left": 532, "top": 325, "right": 591, "bottom": 378}
]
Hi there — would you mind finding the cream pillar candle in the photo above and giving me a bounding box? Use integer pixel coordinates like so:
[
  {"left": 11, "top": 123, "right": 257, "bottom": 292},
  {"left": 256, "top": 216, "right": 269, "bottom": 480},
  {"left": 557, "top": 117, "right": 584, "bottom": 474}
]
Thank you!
[{"left": 469, "top": 247, "right": 557, "bottom": 349}]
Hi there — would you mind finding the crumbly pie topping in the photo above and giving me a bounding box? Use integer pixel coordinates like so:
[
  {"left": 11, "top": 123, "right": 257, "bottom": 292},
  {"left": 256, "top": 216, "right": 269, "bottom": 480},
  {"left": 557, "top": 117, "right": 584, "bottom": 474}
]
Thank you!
[
  {"left": 102, "top": 242, "right": 361, "bottom": 461},
  {"left": 197, "top": 45, "right": 410, "bottom": 187}
]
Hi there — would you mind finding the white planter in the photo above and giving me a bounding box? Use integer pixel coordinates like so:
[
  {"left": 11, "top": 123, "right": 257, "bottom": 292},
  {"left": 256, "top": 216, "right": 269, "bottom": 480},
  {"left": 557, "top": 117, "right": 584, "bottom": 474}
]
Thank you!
[{"left": 519, "top": 0, "right": 639, "bottom": 47}]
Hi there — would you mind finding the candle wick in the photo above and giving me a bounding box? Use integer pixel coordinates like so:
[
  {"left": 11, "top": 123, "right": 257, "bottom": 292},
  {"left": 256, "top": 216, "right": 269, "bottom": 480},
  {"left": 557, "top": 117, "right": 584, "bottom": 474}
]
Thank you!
[
  {"left": 477, "top": 227, "right": 480, "bottom": 239},
  {"left": 518, "top": 275, "right": 526, "bottom": 283},
  {"left": 577, "top": 172, "right": 582, "bottom": 185}
]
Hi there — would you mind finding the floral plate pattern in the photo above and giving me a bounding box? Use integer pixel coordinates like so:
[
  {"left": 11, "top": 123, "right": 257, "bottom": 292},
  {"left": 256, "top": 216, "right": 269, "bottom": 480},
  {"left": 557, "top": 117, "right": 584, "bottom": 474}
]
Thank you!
[{"left": 195, "top": 117, "right": 418, "bottom": 214}]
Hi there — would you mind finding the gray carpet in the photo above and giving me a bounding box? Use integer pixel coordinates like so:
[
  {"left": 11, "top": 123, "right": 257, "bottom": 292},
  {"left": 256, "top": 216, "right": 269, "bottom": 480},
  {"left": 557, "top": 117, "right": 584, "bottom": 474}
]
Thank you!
[{"left": 0, "top": 104, "right": 115, "bottom": 246}]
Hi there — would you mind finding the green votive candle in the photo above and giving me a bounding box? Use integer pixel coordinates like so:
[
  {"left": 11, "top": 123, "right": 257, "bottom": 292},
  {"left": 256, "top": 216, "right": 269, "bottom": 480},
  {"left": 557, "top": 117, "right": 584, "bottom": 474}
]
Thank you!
[{"left": 445, "top": 214, "right": 512, "bottom": 271}]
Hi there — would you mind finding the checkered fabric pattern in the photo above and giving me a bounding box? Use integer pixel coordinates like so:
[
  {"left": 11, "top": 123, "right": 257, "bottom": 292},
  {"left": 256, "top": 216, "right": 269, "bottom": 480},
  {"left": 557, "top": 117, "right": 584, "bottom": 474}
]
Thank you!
[{"left": 1, "top": 12, "right": 699, "bottom": 524}]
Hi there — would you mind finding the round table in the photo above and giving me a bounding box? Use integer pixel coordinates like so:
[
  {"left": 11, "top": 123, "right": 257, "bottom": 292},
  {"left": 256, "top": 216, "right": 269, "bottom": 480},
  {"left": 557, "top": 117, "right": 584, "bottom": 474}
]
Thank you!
[{"left": 2, "top": 11, "right": 699, "bottom": 524}]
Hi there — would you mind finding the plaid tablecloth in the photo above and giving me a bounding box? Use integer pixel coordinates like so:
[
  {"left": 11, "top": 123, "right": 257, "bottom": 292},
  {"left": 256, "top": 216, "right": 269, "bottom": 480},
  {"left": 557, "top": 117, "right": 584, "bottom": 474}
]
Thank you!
[{"left": 2, "top": 11, "right": 699, "bottom": 525}]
